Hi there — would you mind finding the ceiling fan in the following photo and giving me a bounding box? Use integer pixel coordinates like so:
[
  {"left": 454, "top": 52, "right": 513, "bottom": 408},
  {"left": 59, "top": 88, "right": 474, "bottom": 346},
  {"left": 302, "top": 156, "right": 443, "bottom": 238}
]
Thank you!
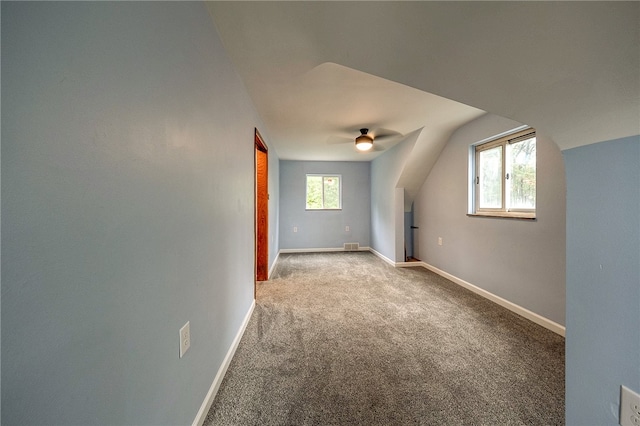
[{"left": 327, "top": 128, "right": 403, "bottom": 152}]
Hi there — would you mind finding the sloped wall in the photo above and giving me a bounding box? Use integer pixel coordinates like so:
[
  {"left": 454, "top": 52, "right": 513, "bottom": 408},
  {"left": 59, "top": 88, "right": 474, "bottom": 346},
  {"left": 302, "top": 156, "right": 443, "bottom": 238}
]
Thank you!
[
  {"left": 370, "top": 137, "right": 417, "bottom": 262},
  {"left": 413, "top": 114, "right": 566, "bottom": 325}
]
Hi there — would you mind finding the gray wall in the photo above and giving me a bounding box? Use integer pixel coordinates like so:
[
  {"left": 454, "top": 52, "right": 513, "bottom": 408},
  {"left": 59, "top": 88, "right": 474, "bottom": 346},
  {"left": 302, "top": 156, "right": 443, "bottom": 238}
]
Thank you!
[
  {"left": 279, "top": 161, "right": 370, "bottom": 250},
  {"left": 1, "top": 3, "right": 278, "bottom": 425},
  {"left": 564, "top": 136, "right": 640, "bottom": 425},
  {"left": 370, "top": 138, "right": 417, "bottom": 261},
  {"left": 413, "top": 114, "right": 566, "bottom": 325}
]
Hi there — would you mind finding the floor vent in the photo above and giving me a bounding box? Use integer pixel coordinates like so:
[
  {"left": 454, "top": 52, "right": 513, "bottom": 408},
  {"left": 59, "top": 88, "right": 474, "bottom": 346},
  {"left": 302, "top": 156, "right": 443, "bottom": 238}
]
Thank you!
[{"left": 344, "top": 243, "right": 360, "bottom": 251}]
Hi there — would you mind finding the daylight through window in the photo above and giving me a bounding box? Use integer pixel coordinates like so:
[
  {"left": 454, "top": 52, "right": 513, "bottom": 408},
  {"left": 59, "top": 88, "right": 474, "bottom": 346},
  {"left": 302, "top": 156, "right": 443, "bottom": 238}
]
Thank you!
[
  {"left": 473, "top": 128, "right": 536, "bottom": 218},
  {"left": 306, "top": 175, "right": 342, "bottom": 210}
]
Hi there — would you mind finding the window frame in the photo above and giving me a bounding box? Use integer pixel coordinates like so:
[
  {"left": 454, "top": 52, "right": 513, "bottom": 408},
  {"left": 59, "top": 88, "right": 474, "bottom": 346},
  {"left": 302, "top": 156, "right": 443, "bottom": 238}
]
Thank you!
[
  {"left": 470, "top": 127, "right": 536, "bottom": 220},
  {"left": 305, "top": 174, "right": 342, "bottom": 211}
]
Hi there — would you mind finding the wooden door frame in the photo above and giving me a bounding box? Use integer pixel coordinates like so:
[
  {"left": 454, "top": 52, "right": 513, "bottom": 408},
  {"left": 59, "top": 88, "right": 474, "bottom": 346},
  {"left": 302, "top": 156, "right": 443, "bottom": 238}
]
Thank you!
[{"left": 254, "top": 128, "right": 269, "bottom": 291}]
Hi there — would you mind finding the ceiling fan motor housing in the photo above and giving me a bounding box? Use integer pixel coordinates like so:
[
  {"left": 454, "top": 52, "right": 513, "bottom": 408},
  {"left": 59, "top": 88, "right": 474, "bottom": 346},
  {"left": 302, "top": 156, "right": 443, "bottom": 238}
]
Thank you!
[{"left": 355, "top": 128, "right": 374, "bottom": 151}]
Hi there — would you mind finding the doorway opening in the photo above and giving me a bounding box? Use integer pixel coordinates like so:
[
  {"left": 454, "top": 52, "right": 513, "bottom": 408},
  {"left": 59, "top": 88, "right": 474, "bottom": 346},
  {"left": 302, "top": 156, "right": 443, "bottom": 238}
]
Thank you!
[
  {"left": 255, "top": 129, "right": 269, "bottom": 288},
  {"left": 405, "top": 203, "right": 420, "bottom": 262}
]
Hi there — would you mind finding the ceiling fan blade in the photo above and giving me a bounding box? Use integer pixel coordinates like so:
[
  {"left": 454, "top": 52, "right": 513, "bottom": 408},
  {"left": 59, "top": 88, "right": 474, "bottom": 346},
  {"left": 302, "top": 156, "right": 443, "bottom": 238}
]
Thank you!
[
  {"left": 327, "top": 126, "right": 366, "bottom": 140},
  {"left": 372, "top": 128, "right": 403, "bottom": 142},
  {"left": 326, "top": 135, "right": 353, "bottom": 145}
]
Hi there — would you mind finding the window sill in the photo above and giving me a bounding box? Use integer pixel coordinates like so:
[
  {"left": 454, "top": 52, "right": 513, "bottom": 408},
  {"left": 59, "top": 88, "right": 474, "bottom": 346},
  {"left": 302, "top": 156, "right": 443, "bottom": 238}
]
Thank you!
[{"left": 467, "top": 212, "right": 536, "bottom": 221}]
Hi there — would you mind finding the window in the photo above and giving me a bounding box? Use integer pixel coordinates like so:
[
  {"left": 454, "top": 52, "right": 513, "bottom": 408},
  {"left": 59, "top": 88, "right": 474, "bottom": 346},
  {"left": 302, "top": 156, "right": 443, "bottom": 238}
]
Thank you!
[
  {"left": 306, "top": 174, "right": 341, "bottom": 210},
  {"left": 472, "top": 128, "right": 536, "bottom": 218}
]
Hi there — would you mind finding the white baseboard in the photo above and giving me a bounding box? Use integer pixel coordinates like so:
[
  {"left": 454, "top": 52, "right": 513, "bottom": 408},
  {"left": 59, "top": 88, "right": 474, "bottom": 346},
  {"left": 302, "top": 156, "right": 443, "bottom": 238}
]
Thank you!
[
  {"left": 192, "top": 300, "right": 256, "bottom": 426},
  {"left": 279, "top": 247, "right": 343, "bottom": 253},
  {"left": 420, "top": 262, "right": 565, "bottom": 337},
  {"left": 394, "top": 261, "right": 425, "bottom": 268},
  {"left": 268, "top": 252, "right": 280, "bottom": 279},
  {"left": 368, "top": 247, "right": 396, "bottom": 266},
  {"left": 368, "top": 247, "right": 426, "bottom": 268},
  {"left": 279, "top": 247, "right": 371, "bottom": 254}
]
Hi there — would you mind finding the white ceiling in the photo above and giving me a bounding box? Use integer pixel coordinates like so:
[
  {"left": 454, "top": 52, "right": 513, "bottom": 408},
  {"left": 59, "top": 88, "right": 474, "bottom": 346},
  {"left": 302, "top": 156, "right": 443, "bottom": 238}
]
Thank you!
[
  {"left": 243, "top": 61, "right": 484, "bottom": 161},
  {"left": 207, "top": 2, "right": 639, "bottom": 161}
]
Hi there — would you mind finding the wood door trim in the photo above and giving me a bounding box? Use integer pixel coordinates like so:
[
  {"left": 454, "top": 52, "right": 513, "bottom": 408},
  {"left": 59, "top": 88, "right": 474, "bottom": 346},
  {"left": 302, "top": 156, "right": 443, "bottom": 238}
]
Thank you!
[
  {"left": 255, "top": 128, "right": 268, "bottom": 153},
  {"left": 254, "top": 128, "right": 269, "bottom": 289}
]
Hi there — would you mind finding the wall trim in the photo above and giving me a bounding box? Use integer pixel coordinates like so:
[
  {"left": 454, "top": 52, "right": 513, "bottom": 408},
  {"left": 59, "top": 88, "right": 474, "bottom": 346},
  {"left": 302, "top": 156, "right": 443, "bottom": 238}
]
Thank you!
[
  {"left": 368, "top": 249, "right": 425, "bottom": 268},
  {"left": 268, "top": 252, "right": 280, "bottom": 279},
  {"left": 420, "top": 262, "right": 565, "bottom": 337},
  {"left": 394, "top": 261, "right": 425, "bottom": 268},
  {"left": 368, "top": 247, "right": 396, "bottom": 266},
  {"left": 192, "top": 300, "right": 256, "bottom": 426},
  {"left": 279, "top": 247, "right": 371, "bottom": 254}
]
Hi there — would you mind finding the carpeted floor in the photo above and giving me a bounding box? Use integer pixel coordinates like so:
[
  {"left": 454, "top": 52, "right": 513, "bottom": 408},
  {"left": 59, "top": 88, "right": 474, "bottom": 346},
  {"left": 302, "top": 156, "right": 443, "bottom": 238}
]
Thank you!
[{"left": 205, "top": 252, "right": 565, "bottom": 425}]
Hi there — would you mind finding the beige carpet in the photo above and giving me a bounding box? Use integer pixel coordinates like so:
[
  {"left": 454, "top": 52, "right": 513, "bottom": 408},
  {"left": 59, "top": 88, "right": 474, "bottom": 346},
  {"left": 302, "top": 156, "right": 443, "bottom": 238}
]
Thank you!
[{"left": 205, "top": 252, "right": 565, "bottom": 425}]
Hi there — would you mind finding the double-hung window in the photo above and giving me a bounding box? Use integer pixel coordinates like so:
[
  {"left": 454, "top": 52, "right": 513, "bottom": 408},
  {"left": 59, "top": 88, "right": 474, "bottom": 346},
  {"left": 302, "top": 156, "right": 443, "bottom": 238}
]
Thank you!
[
  {"left": 306, "top": 174, "right": 342, "bottom": 210},
  {"left": 473, "top": 128, "right": 536, "bottom": 218}
]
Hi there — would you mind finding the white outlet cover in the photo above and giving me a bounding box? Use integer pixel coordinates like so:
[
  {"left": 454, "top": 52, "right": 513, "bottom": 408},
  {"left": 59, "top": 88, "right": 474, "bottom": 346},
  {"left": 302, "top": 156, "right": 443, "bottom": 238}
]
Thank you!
[
  {"left": 620, "top": 385, "right": 640, "bottom": 426},
  {"left": 179, "top": 321, "right": 191, "bottom": 358}
]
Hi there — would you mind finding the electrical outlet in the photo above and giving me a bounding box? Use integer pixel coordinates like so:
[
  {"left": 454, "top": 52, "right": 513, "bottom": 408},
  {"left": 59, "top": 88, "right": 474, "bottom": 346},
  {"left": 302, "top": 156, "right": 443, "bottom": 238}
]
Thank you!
[
  {"left": 179, "top": 321, "right": 190, "bottom": 358},
  {"left": 293, "top": 226, "right": 298, "bottom": 233},
  {"left": 438, "top": 237, "right": 443, "bottom": 246},
  {"left": 620, "top": 385, "right": 640, "bottom": 426},
  {"left": 345, "top": 226, "right": 350, "bottom": 232}
]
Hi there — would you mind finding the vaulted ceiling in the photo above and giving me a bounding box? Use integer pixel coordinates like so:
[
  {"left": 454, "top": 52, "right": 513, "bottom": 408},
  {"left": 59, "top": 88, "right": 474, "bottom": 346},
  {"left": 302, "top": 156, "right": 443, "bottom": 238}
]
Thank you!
[{"left": 207, "top": 2, "right": 639, "bottom": 161}]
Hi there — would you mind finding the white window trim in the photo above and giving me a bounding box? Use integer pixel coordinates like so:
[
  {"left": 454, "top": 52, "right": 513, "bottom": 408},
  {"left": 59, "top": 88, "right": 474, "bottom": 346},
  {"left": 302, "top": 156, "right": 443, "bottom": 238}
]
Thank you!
[
  {"left": 469, "top": 127, "right": 536, "bottom": 220},
  {"left": 305, "top": 174, "right": 342, "bottom": 210}
]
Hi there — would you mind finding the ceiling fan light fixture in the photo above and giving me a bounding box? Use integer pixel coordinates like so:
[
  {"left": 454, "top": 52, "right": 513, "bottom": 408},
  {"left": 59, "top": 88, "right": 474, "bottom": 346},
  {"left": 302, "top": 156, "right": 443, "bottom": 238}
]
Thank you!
[{"left": 355, "top": 129, "right": 373, "bottom": 151}]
